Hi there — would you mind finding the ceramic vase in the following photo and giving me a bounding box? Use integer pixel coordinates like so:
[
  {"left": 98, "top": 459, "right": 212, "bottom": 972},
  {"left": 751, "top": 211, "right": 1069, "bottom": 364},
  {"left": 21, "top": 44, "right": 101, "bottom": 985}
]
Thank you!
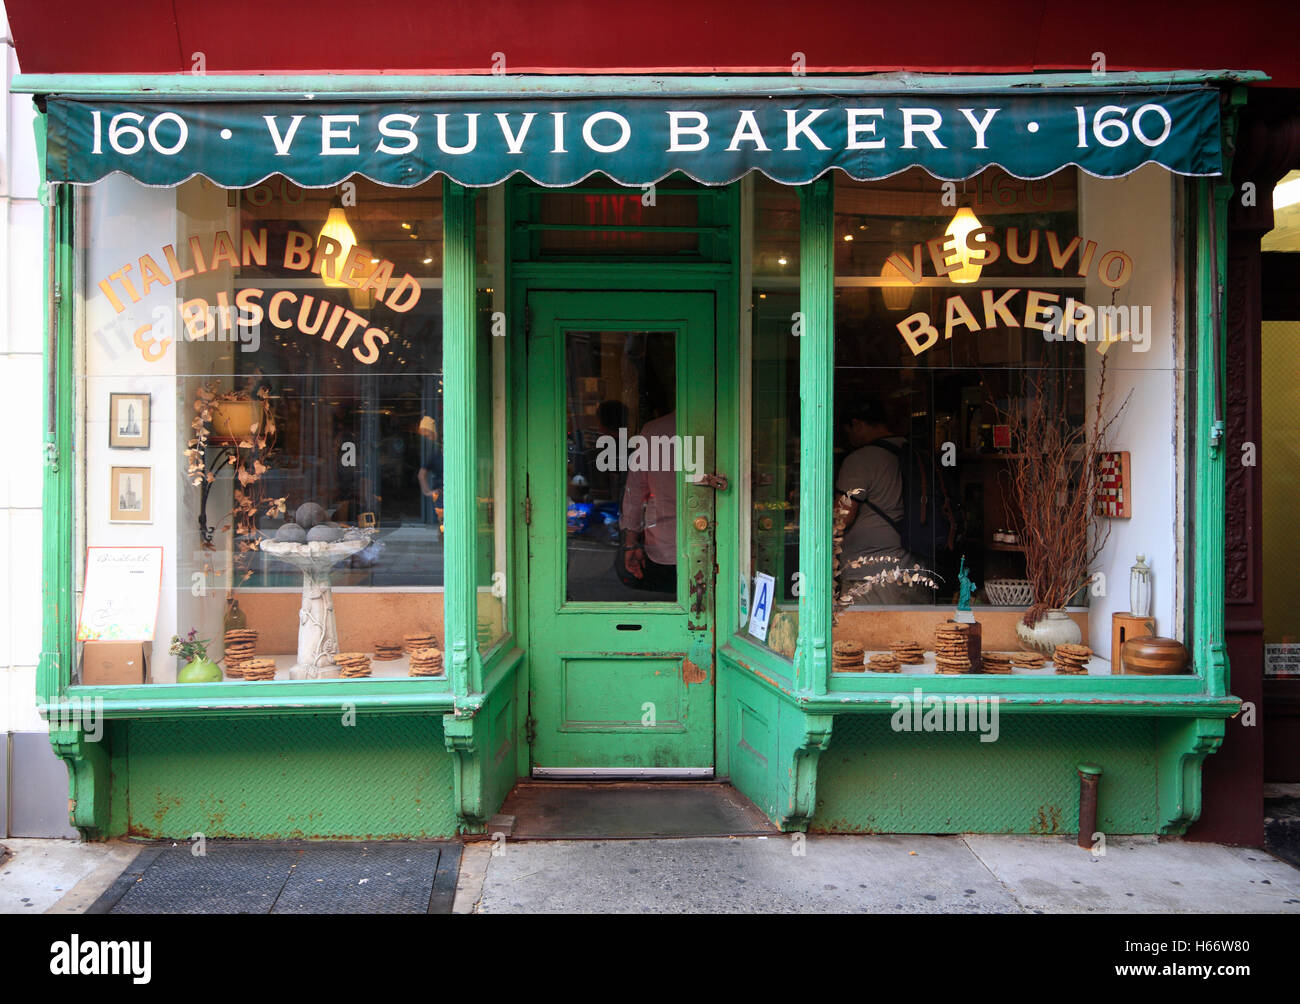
[
  {"left": 1015, "top": 608, "right": 1082, "bottom": 656},
  {"left": 177, "top": 657, "right": 223, "bottom": 683}
]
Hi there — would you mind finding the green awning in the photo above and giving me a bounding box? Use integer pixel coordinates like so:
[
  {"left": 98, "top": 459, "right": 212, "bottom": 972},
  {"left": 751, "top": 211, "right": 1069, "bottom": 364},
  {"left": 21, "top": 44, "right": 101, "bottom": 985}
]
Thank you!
[{"left": 43, "top": 85, "right": 1223, "bottom": 188}]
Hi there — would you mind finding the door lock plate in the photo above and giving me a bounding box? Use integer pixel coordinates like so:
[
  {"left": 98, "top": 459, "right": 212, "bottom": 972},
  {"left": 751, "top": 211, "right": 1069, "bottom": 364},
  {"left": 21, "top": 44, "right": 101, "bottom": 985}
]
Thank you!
[{"left": 695, "top": 473, "right": 728, "bottom": 491}]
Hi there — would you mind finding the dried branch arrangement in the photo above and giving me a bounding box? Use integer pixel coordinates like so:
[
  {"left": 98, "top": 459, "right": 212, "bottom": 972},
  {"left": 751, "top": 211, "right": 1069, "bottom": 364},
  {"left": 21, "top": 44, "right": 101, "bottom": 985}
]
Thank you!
[
  {"left": 832, "top": 488, "right": 940, "bottom": 620},
  {"left": 185, "top": 383, "right": 288, "bottom": 583},
  {"left": 999, "top": 353, "right": 1130, "bottom": 627}
]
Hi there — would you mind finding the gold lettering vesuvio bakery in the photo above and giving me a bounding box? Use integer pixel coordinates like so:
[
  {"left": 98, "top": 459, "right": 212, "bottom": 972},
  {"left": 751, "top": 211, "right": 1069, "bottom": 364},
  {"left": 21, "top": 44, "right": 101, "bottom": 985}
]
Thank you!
[
  {"left": 887, "top": 227, "right": 1136, "bottom": 357},
  {"left": 96, "top": 228, "right": 422, "bottom": 366}
]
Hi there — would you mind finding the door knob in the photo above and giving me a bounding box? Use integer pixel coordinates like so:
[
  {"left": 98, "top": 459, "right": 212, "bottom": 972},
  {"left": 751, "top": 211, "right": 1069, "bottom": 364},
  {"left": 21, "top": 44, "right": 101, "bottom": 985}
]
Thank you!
[{"left": 693, "top": 516, "right": 709, "bottom": 532}]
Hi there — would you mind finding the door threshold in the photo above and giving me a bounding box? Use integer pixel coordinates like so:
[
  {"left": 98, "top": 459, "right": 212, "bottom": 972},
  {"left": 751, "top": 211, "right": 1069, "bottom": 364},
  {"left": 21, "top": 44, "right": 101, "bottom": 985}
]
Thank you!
[
  {"left": 500, "top": 780, "right": 778, "bottom": 839},
  {"left": 531, "top": 767, "right": 714, "bottom": 780}
]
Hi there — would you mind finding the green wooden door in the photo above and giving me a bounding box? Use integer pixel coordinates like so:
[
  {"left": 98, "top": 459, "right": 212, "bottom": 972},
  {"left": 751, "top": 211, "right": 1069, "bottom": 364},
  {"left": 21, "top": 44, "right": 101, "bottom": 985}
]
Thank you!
[{"left": 526, "top": 290, "right": 718, "bottom": 774}]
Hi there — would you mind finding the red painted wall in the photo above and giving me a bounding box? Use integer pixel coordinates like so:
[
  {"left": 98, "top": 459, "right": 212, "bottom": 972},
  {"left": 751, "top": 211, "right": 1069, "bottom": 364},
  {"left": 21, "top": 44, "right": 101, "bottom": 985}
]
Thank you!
[{"left": 7, "top": 0, "right": 1298, "bottom": 85}]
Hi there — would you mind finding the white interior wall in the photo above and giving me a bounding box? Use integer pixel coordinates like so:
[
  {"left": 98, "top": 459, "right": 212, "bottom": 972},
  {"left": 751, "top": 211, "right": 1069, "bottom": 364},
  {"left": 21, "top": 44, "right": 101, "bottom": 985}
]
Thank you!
[
  {"left": 82, "top": 177, "right": 184, "bottom": 678},
  {"left": 1081, "top": 164, "right": 1182, "bottom": 657}
]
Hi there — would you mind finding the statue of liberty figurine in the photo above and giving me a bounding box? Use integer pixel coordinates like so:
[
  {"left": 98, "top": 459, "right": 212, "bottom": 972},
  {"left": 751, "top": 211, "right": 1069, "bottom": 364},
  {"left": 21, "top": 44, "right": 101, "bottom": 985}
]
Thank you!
[{"left": 957, "top": 555, "right": 976, "bottom": 612}]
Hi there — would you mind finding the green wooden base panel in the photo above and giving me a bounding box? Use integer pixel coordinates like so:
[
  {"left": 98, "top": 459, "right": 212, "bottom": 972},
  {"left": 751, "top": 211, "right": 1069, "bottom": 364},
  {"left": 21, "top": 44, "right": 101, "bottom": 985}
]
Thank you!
[
  {"left": 444, "top": 658, "right": 524, "bottom": 834},
  {"left": 813, "top": 715, "right": 1167, "bottom": 835},
  {"left": 115, "top": 715, "right": 459, "bottom": 840},
  {"left": 723, "top": 661, "right": 830, "bottom": 832}
]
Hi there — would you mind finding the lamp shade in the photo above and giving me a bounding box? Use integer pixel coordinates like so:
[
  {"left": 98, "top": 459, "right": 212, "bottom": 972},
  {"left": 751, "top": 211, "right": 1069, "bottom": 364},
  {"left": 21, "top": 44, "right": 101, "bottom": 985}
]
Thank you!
[
  {"left": 944, "top": 207, "right": 986, "bottom": 284},
  {"left": 879, "top": 259, "right": 914, "bottom": 311},
  {"left": 317, "top": 206, "right": 357, "bottom": 288}
]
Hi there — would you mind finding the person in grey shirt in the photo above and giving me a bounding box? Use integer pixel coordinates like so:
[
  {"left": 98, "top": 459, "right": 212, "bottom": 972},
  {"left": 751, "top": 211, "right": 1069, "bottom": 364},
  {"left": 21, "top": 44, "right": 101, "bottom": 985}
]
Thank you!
[{"left": 836, "top": 401, "right": 924, "bottom": 603}]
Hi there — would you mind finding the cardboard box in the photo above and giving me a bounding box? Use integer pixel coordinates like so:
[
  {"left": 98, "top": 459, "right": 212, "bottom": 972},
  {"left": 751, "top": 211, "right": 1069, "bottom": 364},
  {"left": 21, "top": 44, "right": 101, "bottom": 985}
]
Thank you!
[{"left": 81, "top": 641, "right": 148, "bottom": 685}]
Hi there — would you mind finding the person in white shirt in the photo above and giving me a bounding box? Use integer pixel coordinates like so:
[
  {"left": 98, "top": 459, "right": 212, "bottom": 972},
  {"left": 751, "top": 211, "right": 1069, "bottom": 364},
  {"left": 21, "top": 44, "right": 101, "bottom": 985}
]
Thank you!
[
  {"left": 620, "top": 410, "right": 677, "bottom": 593},
  {"left": 836, "top": 401, "right": 923, "bottom": 603}
]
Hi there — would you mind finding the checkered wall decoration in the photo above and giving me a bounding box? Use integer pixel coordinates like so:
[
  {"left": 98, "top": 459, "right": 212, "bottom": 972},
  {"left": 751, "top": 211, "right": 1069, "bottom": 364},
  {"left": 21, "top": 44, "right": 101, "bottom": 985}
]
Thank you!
[{"left": 1096, "top": 451, "right": 1131, "bottom": 518}]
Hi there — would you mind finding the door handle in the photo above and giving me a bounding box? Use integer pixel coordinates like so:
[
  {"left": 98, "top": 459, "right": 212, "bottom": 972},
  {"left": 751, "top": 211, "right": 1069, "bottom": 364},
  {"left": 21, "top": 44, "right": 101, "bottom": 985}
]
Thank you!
[{"left": 695, "top": 473, "right": 728, "bottom": 491}]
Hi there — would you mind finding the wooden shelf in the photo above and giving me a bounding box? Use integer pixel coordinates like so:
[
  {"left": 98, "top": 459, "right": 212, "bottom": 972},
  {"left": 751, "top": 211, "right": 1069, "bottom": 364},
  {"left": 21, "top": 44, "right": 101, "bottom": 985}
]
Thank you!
[{"left": 988, "top": 541, "right": 1025, "bottom": 552}]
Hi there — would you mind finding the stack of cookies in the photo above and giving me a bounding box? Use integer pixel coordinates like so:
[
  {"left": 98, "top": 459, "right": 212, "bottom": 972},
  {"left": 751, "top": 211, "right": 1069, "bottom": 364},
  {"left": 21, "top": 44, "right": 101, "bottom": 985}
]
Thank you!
[
  {"left": 832, "top": 640, "right": 865, "bottom": 672},
  {"left": 1010, "top": 651, "right": 1047, "bottom": 670},
  {"left": 240, "top": 657, "right": 276, "bottom": 681},
  {"left": 335, "top": 652, "right": 372, "bottom": 678},
  {"left": 409, "top": 647, "right": 445, "bottom": 677},
  {"left": 867, "top": 652, "right": 901, "bottom": 673},
  {"left": 223, "top": 629, "right": 258, "bottom": 678},
  {"left": 404, "top": 631, "right": 438, "bottom": 653},
  {"left": 981, "top": 651, "right": 1014, "bottom": 674},
  {"left": 1053, "top": 643, "right": 1092, "bottom": 675},
  {"left": 889, "top": 641, "right": 926, "bottom": 665},
  {"left": 373, "top": 640, "right": 402, "bottom": 662},
  {"left": 933, "top": 622, "right": 972, "bottom": 674}
]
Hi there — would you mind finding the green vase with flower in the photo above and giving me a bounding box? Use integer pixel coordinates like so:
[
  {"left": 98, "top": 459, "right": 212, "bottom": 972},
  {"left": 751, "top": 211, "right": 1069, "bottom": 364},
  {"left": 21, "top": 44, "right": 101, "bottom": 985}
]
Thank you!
[{"left": 170, "top": 629, "right": 222, "bottom": 683}]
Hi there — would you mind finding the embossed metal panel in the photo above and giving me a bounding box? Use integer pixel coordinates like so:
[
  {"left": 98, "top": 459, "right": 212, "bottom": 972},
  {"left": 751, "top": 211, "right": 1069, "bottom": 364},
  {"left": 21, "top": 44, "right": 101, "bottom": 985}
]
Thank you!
[
  {"left": 812, "top": 714, "right": 1159, "bottom": 834},
  {"left": 124, "top": 715, "right": 458, "bottom": 839}
]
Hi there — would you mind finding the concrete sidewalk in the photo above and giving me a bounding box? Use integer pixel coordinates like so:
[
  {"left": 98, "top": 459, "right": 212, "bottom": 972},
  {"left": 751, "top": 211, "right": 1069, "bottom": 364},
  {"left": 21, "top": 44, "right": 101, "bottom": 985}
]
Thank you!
[
  {"left": 456, "top": 834, "right": 1300, "bottom": 914},
  {"left": 0, "top": 839, "right": 141, "bottom": 913},
  {"left": 4, "top": 833, "right": 1300, "bottom": 913}
]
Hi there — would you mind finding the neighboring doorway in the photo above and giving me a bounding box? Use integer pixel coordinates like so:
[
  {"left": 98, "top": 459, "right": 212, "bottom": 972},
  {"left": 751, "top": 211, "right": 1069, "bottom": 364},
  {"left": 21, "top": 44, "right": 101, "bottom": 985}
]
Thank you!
[{"left": 524, "top": 291, "right": 718, "bottom": 775}]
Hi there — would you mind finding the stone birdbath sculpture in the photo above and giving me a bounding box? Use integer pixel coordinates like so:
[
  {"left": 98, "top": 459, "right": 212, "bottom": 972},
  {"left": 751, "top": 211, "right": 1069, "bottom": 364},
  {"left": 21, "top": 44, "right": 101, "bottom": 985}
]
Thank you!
[{"left": 262, "top": 529, "right": 376, "bottom": 679}]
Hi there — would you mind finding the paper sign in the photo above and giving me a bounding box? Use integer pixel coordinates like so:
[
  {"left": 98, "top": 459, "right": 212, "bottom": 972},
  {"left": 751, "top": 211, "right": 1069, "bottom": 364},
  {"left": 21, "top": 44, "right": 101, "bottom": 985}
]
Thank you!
[
  {"left": 76, "top": 546, "right": 163, "bottom": 641},
  {"left": 1266, "top": 643, "right": 1300, "bottom": 677},
  {"left": 748, "top": 572, "right": 776, "bottom": 642},
  {"left": 738, "top": 574, "right": 750, "bottom": 629}
]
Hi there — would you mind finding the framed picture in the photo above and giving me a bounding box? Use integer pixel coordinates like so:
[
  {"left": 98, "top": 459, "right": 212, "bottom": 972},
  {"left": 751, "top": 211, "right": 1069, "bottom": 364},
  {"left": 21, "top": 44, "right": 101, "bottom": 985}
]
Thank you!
[
  {"left": 1095, "top": 451, "right": 1132, "bottom": 518},
  {"left": 109, "top": 392, "right": 150, "bottom": 448},
  {"left": 110, "top": 466, "right": 153, "bottom": 523}
]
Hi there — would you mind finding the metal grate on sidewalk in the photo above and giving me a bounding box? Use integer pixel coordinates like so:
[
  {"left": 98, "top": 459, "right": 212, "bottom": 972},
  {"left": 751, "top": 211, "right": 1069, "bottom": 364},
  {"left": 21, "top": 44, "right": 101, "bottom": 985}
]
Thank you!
[{"left": 87, "top": 841, "right": 461, "bottom": 914}]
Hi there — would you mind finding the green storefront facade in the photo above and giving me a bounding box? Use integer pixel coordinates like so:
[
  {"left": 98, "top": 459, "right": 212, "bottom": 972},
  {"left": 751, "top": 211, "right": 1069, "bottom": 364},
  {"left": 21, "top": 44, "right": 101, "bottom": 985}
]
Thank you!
[{"left": 18, "top": 71, "right": 1248, "bottom": 839}]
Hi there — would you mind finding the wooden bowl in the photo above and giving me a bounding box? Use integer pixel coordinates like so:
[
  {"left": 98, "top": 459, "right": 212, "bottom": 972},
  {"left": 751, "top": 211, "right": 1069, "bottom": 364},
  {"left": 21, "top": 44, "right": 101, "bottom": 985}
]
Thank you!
[{"left": 1120, "top": 636, "right": 1189, "bottom": 675}]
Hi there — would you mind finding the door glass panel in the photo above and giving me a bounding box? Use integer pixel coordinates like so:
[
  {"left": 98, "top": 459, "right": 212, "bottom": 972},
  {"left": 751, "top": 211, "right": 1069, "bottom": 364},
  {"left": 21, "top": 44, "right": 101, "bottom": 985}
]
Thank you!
[{"left": 565, "top": 330, "right": 678, "bottom": 602}]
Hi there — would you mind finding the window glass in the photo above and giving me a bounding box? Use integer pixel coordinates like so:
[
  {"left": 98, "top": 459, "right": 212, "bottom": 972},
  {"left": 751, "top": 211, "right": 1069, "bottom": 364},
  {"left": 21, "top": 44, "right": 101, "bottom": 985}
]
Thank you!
[
  {"left": 831, "top": 166, "right": 1185, "bottom": 677},
  {"left": 76, "top": 174, "right": 448, "bottom": 684},
  {"left": 741, "top": 178, "right": 800, "bottom": 659}
]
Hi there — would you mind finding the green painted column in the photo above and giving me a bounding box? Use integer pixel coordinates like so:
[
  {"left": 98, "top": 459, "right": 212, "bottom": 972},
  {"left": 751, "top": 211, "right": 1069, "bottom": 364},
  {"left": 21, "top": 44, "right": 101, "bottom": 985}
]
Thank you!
[
  {"left": 443, "top": 180, "right": 481, "bottom": 700},
  {"left": 1193, "top": 178, "right": 1230, "bottom": 698},
  {"left": 796, "top": 179, "right": 834, "bottom": 696},
  {"left": 39, "top": 122, "right": 74, "bottom": 709}
]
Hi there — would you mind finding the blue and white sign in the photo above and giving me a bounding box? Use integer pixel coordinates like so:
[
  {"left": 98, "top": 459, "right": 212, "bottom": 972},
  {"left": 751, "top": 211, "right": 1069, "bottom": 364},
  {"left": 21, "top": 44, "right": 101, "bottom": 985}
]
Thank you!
[{"left": 748, "top": 572, "right": 776, "bottom": 643}]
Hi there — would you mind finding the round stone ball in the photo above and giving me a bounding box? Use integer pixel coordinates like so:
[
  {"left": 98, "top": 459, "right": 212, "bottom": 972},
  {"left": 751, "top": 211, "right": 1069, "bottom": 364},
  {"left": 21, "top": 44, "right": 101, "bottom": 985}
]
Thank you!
[
  {"left": 275, "top": 522, "right": 307, "bottom": 543},
  {"left": 295, "top": 502, "right": 328, "bottom": 530},
  {"left": 306, "top": 524, "right": 344, "bottom": 543}
]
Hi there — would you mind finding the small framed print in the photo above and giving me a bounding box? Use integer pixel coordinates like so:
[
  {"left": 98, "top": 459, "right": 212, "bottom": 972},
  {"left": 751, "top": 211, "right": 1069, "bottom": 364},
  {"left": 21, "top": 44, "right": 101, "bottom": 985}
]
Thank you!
[
  {"left": 109, "top": 393, "right": 150, "bottom": 449},
  {"left": 110, "top": 466, "right": 152, "bottom": 523},
  {"left": 1095, "top": 451, "right": 1132, "bottom": 518}
]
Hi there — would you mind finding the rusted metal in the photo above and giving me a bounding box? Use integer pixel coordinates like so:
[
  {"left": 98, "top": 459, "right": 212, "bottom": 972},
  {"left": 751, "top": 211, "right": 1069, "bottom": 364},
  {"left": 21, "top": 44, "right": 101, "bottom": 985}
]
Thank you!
[
  {"left": 682, "top": 658, "right": 708, "bottom": 685},
  {"left": 1077, "top": 762, "right": 1103, "bottom": 849}
]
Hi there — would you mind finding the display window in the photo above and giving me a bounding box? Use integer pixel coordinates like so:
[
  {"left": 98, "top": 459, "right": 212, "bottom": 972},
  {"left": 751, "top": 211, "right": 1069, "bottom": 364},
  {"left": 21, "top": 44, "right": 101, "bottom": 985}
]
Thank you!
[
  {"left": 827, "top": 165, "right": 1187, "bottom": 678},
  {"left": 71, "top": 174, "right": 506, "bottom": 685},
  {"left": 740, "top": 177, "right": 801, "bottom": 660}
]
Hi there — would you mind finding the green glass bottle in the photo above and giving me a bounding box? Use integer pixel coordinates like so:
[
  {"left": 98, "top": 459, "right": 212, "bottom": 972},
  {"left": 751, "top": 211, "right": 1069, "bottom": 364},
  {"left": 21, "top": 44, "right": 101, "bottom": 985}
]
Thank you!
[{"left": 224, "top": 596, "right": 247, "bottom": 632}]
